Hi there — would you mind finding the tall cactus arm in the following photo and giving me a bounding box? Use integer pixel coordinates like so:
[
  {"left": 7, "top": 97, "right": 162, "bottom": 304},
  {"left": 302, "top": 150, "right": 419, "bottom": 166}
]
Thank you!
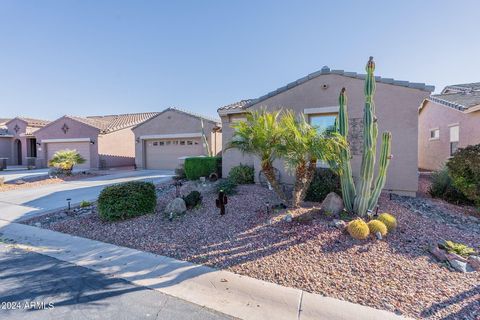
[
  {"left": 337, "top": 88, "right": 356, "bottom": 212},
  {"left": 353, "top": 57, "right": 378, "bottom": 217},
  {"left": 368, "top": 132, "right": 392, "bottom": 210}
]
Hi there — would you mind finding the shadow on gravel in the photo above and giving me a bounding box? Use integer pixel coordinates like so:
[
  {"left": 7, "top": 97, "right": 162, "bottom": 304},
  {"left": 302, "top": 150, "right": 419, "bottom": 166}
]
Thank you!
[{"left": 420, "top": 285, "right": 480, "bottom": 320}]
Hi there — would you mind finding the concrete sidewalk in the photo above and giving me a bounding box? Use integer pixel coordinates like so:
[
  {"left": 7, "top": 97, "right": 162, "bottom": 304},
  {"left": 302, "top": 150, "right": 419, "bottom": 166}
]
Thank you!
[{"left": 0, "top": 220, "right": 408, "bottom": 320}]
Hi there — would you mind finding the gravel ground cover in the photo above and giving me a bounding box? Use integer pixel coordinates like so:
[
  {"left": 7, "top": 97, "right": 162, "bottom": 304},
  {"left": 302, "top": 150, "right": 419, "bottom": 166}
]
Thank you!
[
  {"left": 23, "top": 182, "right": 480, "bottom": 320},
  {"left": 0, "top": 172, "right": 101, "bottom": 192}
]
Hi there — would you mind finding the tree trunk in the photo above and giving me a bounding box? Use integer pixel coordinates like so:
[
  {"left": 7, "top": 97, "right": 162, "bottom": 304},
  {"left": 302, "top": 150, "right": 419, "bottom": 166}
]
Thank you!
[
  {"left": 293, "top": 160, "right": 318, "bottom": 207},
  {"left": 262, "top": 162, "right": 287, "bottom": 204}
]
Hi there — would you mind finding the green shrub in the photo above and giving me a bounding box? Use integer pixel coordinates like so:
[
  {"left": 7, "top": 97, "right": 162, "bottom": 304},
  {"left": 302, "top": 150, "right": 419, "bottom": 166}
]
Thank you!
[
  {"left": 429, "top": 167, "right": 471, "bottom": 205},
  {"left": 48, "top": 149, "right": 86, "bottom": 175},
  {"left": 228, "top": 164, "right": 254, "bottom": 184},
  {"left": 442, "top": 240, "right": 476, "bottom": 257},
  {"left": 183, "top": 191, "right": 202, "bottom": 209},
  {"left": 184, "top": 157, "right": 221, "bottom": 180},
  {"left": 446, "top": 144, "right": 480, "bottom": 207},
  {"left": 304, "top": 168, "right": 341, "bottom": 202},
  {"left": 80, "top": 200, "right": 92, "bottom": 208},
  {"left": 216, "top": 179, "right": 237, "bottom": 195},
  {"left": 98, "top": 181, "right": 157, "bottom": 221}
]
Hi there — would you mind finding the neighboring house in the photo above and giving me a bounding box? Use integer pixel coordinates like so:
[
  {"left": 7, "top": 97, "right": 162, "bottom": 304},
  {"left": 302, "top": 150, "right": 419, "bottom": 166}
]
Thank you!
[
  {"left": 34, "top": 113, "right": 158, "bottom": 169},
  {"left": 0, "top": 117, "right": 50, "bottom": 166},
  {"left": 419, "top": 82, "right": 480, "bottom": 171},
  {"left": 218, "top": 66, "right": 434, "bottom": 197},
  {"left": 132, "top": 107, "right": 222, "bottom": 170}
]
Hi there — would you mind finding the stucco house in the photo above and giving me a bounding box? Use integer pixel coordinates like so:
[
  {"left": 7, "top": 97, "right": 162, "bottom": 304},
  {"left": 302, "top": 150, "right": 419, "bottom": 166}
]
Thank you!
[
  {"left": 34, "top": 113, "right": 158, "bottom": 169},
  {"left": 133, "top": 107, "right": 221, "bottom": 170},
  {"left": 0, "top": 117, "right": 50, "bottom": 166},
  {"left": 218, "top": 66, "right": 434, "bottom": 197},
  {"left": 419, "top": 82, "right": 480, "bottom": 171}
]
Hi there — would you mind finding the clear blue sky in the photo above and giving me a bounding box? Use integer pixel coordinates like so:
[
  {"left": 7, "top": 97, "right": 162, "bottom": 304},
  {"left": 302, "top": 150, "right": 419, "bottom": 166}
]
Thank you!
[{"left": 0, "top": 0, "right": 478, "bottom": 120}]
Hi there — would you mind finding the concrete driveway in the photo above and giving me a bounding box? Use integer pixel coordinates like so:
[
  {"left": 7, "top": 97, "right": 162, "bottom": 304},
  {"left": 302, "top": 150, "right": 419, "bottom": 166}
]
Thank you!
[
  {"left": 0, "top": 168, "right": 51, "bottom": 182},
  {"left": 0, "top": 245, "right": 232, "bottom": 320},
  {"left": 0, "top": 170, "right": 173, "bottom": 222}
]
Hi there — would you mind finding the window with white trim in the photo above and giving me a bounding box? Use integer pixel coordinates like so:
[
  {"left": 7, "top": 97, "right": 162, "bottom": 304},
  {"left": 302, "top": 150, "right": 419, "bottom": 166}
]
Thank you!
[
  {"left": 449, "top": 125, "right": 459, "bottom": 156},
  {"left": 309, "top": 114, "right": 337, "bottom": 134},
  {"left": 430, "top": 128, "right": 440, "bottom": 140}
]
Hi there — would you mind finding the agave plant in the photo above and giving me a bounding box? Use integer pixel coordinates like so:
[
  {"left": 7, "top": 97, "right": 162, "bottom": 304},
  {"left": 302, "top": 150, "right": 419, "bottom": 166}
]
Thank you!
[
  {"left": 48, "top": 149, "right": 86, "bottom": 175},
  {"left": 280, "top": 111, "right": 346, "bottom": 207},
  {"left": 228, "top": 110, "right": 287, "bottom": 202}
]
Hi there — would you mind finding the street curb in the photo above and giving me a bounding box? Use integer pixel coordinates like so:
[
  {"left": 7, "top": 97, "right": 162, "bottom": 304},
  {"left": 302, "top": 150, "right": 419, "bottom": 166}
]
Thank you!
[{"left": 0, "top": 221, "right": 409, "bottom": 320}]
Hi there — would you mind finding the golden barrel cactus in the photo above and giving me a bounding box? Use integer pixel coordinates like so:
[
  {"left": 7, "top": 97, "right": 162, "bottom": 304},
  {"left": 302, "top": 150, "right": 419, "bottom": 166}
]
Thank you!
[
  {"left": 367, "top": 219, "right": 388, "bottom": 236},
  {"left": 378, "top": 213, "right": 397, "bottom": 231},
  {"left": 347, "top": 219, "right": 370, "bottom": 240}
]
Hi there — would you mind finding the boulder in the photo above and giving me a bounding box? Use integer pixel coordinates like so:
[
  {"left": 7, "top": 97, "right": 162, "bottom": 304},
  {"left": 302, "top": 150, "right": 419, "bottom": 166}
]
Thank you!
[
  {"left": 165, "top": 198, "right": 187, "bottom": 218},
  {"left": 331, "top": 219, "right": 347, "bottom": 230},
  {"left": 449, "top": 259, "right": 468, "bottom": 273},
  {"left": 321, "top": 192, "right": 344, "bottom": 216},
  {"left": 467, "top": 255, "right": 480, "bottom": 271},
  {"left": 445, "top": 252, "right": 468, "bottom": 263},
  {"left": 429, "top": 245, "right": 447, "bottom": 262},
  {"left": 284, "top": 214, "right": 293, "bottom": 223}
]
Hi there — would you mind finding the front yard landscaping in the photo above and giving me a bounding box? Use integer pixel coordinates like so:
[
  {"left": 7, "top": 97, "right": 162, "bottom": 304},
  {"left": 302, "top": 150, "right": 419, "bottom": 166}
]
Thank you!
[
  {"left": 23, "top": 180, "right": 480, "bottom": 320},
  {"left": 0, "top": 171, "right": 100, "bottom": 192}
]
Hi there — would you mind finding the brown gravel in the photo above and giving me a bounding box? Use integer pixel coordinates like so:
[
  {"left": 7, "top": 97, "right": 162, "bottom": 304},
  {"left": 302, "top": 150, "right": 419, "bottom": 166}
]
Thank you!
[
  {"left": 24, "top": 183, "right": 480, "bottom": 320},
  {"left": 0, "top": 172, "right": 102, "bottom": 192}
]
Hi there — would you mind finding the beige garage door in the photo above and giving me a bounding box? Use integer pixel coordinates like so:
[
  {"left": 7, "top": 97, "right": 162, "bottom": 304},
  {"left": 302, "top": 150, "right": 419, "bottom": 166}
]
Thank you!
[
  {"left": 46, "top": 142, "right": 91, "bottom": 169},
  {"left": 145, "top": 138, "right": 204, "bottom": 170}
]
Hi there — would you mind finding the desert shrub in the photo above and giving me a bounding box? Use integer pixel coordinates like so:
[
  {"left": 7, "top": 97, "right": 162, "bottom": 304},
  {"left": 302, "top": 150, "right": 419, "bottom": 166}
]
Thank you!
[
  {"left": 48, "top": 149, "right": 86, "bottom": 175},
  {"left": 367, "top": 220, "right": 388, "bottom": 236},
  {"left": 228, "top": 164, "right": 254, "bottom": 184},
  {"left": 377, "top": 213, "right": 397, "bottom": 232},
  {"left": 304, "top": 168, "right": 341, "bottom": 202},
  {"left": 347, "top": 219, "right": 370, "bottom": 240},
  {"left": 98, "top": 181, "right": 156, "bottom": 221},
  {"left": 216, "top": 178, "right": 237, "bottom": 195},
  {"left": 183, "top": 191, "right": 202, "bottom": 209},
  {"left": 184, "top": 157, "right": 221, "bottom": 181},
  {"left": 442, "top": 240, "right": 476, "bottom": 257},
  {"left": 429, "top": 167, "right": 471, "bottom": 205},
  {"left": 80, "top": 200, "right": 92, "bottom": 208},
  {"left": 446, "top": 144, "right": 480, "bottom": 207}
]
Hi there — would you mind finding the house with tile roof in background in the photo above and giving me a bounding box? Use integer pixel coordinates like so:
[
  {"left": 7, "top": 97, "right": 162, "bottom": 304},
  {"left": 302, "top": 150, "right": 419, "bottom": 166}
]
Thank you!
[
  {"left": 33, "top": 112, "right": 159, "bottom": 169},
  {"left": 419, "top": 82, "right": 480, "bottom": 171},
  {"left": 0, "top": 117, "right": 50, "bottom": 166},
  {"left": 218, "top": 65, "right": 434, "bottom": 197}
]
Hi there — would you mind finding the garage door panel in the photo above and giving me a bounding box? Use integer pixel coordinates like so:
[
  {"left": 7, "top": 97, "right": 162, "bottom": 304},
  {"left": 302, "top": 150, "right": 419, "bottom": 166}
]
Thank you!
[
  {"left": 46, "top": 142, "right": 91, "bottom": 169},
  {"left": 145, "top": 139, "right": 204, "bottom": 170}
]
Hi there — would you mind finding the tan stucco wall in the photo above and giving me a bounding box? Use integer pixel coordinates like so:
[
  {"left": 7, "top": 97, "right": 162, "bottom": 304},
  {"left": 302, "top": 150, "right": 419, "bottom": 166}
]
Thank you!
[
  {"left": 5, "top": 119, "right": 30, "bottom": 166},
  {"left": 132, "top": 109, "right": 221, "bottom": 169},
  {"left": 418, "top": 101, "right": 480, "bottom": 171},
  {"left": 34, "top": 116, "right": 100, "bottom": 168},
  {"left": 221, "top": 74, "right": 430, "bottom": 196},
  {"left": 98, "top": 127, "right": 136, "bottom": 167},
  {"left": 0, "top": 137, "right": 12, "bottom": 164}
]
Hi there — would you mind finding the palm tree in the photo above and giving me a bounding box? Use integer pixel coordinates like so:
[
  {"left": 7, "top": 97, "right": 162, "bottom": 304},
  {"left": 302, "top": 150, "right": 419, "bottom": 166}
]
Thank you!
[
  {"left": 280, "top": 111, "right": 347, "bottom": 207},
  {"left": 48, "top": 149, "right": 86, "bottom": 175},
  {"left": 228, "top": 110, "right": 287, "bottom": 203}
]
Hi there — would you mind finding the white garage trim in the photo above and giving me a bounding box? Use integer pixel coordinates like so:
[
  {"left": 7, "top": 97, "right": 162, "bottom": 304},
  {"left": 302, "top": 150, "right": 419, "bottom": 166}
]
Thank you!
[
  {"left": 303, "top": 106, "right": 339, "bottom": 114},
  {"left": 140, "top": 133, "right": 203, "bottom": 140},
  {"left": 42, "top": 138, "right": 92, "bottom": 143}
]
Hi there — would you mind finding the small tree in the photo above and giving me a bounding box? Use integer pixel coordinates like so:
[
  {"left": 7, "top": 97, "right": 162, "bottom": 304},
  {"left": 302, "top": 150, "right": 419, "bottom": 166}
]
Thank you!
[
  {"left": 280, "top": 111, "right": 346, "bottom": 207},
  {"left": 48, "top": 149, "right": 86, "bottom": 175},
  {"left": 229, "top": 110, "right": 287, "bottom": 202}
]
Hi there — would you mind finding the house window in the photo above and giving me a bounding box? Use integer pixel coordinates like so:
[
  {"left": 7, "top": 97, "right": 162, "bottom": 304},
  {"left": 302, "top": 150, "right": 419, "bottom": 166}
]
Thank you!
[
  {"left": 152, "top": 141, "right": 158, "bottom": 146},
  {"left": 430, "top": 128, "right": 440, "bottom": 140},
  {"left": 180, "top": 140, "right": 185, "bottom": 145},
  {"left": 187, "top": 141, "right": 193, "bottom": 145},
  {"left": 159, "top": 141, "right": 165, "bottom": 146},
  {"left": 449, "top": 125, "right": 459, "bottom": 156},
  {"left": 309, "top": 114, "right": 337, "bottom": 134},
  {"left": 194, "top": 141, "right": 199, "bottom": 145}
]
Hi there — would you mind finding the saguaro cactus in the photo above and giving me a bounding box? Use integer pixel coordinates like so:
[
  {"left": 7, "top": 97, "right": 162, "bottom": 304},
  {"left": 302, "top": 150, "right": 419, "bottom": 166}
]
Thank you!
[{"left": 337, "top": 57, "right": 393, "bottom": 217}]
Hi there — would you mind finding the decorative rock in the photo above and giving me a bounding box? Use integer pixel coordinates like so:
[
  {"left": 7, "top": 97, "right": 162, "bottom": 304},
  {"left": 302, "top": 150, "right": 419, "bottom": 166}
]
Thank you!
[
  {"left": 331, "top": 219, "right": 347, "bottom": 230},
  {"left": 34, "top": 222, "right": 41, "bottom": 227},
  {"left": 320, "top": 192, "right": 344, "bottom": 216},
  {"left": 445, "top": 252, "right": 468, "bottom": 263},
  {"left": 375, "top": 231, "right": 383, "bottom": 240},
  {"left": 449, "top": 259, "right": 468, "bottom": 273},
  {"left": 283, "top": 214, "right": 293, "bottom": 223},
  {"left": 429, "top": 245, "right": 447, "bottom": 262},
  {"left": 165, "top": 197, "right": 187, "bottom": 217},
  {"left": 467, "top": 255, "right": 480, "bottom": 271}
]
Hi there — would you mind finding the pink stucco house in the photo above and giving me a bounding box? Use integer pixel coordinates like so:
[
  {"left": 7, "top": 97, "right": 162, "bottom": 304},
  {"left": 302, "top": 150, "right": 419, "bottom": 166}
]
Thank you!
[
  {"left": 0, "top": 117, "right": 50, "bottom": 166},
  {"left": 218, "top": 66, "right": 434, "bottom": 197},
  {"left": 33, "top": 113, "right": 159, "bottom": 169},
  {"left": 419, "top": 82, "right": 480, "bottom": 171}
]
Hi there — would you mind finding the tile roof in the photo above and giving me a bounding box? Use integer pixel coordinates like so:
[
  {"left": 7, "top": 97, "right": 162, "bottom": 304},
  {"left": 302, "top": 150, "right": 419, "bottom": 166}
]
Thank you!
[
  {"left": 218, "top": 66, "right": 435, "bottom": 113},
  {"left": 162, "top": 107, "right": 221, "bottom": 123},
  {"left": 428, "top": 91, "right": 480, "bottom": 111},
  {"left": 69, "top": 112, "right": 161, "bottom": 133},
  {"left": 442, "top": 82, "right": 480, "bottom": 94},
  {"left": 6, "top": 117, "right": 50, "bottom": 127}
]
